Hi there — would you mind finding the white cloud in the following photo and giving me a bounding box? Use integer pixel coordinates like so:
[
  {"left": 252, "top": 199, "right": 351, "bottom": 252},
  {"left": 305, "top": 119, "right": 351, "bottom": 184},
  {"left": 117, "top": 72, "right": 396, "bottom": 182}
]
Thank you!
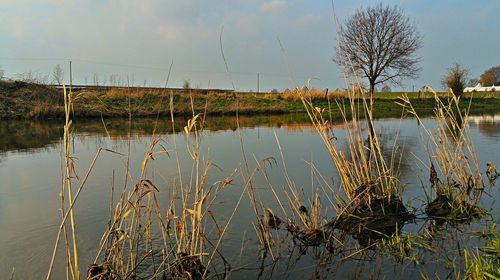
[{"left": 260, "top": 0, "right": 288, "bottom": 14}]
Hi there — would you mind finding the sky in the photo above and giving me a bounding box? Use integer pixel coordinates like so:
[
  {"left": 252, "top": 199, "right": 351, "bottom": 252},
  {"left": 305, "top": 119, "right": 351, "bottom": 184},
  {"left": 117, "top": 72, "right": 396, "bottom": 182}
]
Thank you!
[{"left": 0, "top": 0, "right": 499, "bottom": 91}]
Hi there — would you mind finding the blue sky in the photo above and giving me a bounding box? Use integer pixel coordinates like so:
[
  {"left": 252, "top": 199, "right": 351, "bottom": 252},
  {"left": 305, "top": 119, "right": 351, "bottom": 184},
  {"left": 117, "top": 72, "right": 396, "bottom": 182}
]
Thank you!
[{"left": 0, "top": 0, "right": 498, "bottom": 91}]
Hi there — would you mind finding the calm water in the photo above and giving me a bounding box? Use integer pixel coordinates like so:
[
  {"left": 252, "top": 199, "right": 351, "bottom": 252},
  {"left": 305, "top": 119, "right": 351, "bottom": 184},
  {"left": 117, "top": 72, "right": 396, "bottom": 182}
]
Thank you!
[{"left": 0, "top": 114, "right": 498, "bottom": 279}]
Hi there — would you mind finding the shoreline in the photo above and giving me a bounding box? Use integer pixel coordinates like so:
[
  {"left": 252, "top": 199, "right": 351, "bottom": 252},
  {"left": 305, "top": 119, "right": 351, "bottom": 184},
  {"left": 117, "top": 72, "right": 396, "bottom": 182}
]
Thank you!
[{"left": 1, "top": 81, "right": 500, "bottom": 120}]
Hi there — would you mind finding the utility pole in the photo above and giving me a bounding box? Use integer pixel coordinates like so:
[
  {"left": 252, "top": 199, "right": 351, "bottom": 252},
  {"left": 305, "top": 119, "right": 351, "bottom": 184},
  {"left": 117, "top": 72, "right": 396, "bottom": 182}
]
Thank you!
[
  {"left": 257, "top": 72, "right": 260, "bottom": 93},
  {"left": 69, "top": 60, "right": 73, "bottom": 89}
]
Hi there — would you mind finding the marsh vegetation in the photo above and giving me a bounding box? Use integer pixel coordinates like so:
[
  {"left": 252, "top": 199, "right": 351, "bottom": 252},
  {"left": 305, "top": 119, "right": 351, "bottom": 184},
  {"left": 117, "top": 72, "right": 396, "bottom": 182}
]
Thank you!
[
  {"left": 0, "top": 81, "right": 498, "bottom": 279},
  {"left": 1, "top": 2, "right": 499, "bottom": 278}
]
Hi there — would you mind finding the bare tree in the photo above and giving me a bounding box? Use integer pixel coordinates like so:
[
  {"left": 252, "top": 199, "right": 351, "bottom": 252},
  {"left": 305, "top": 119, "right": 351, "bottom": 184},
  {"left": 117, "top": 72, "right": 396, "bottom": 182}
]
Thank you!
[
  {"left": 442, "top": 63, "right": 468, "bottom": 97},
  {"left": 0, "top": 66, "right": 4, "bottom": 80},
  {"left": 109, "top": 74, "right": 116, "bottom": 86},
  {"left": 52, "top": 64, "right": 65, "bottom": 85},
  {"left": 19, "top": 71, "right": 49, "bottom": 84},
  {"left": 335, "top": 4, "right": 422, "bottom": 100},
  {"left": 93, "top": 72, "right": 100, "bottom": 86},
  {"left": 183, "top": 79, "right": 191, "bottom": 91}
]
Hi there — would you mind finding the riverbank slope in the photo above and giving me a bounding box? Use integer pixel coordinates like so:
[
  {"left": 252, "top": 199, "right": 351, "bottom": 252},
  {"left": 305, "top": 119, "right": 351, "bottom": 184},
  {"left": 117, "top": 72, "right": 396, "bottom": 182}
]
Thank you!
[{"left": 1, "top": 81, "right": 499, "bottom": 119}]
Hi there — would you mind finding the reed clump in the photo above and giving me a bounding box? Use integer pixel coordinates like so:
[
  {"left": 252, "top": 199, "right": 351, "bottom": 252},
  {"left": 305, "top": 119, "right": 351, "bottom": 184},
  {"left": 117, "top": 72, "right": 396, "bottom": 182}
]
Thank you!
[
  {"left": 398, "top": 91, "right": 487, "bottom": 222},
  {"left": 262, "top": 198, "right": 338, "bottom": 255},
  {"left": 255, "top": 134, "right": 334, "bottom": 250},
  {"left": 295, "top": 82, "right": 412, "bottom": 241},
  {"left": 258, "top": 81, "right": 413, "bottom": 251},
  {"left": 263, "top": 193, "right": 330, "bottom": 247},
  {"left": 284, "top": 201, "right": 330, "bottom": 247},
  {"left": 47, "top": 86, "right": 239, "bottom": 279},
  {"left": 87, "top": 112, "right": 237, "bottom": 279}
]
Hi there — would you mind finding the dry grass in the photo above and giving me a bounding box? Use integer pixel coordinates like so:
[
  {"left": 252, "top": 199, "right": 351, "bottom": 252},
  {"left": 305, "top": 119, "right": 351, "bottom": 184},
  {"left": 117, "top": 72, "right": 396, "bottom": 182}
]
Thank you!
[
  {"left": 256, "top": 134, "right": 335, "bottom": 250},
  {"left": 105, "top": 88, "right": 163, "bottom": 98},
  {"left": 45, "top": 87, "right": 245, "bottom": 280},
  {"left": 27, "top": 101, "right": 65, "bottom": 118},
  {"left": 298, "top": 83, "right": 403, "bottom": 207},
  {"left": 88, "top": 131, "right": 236, "bottom": 279},
  {"left": 398, "top": 91, "right": 486, "bottom": 218},
  {"left": 282, "top": 87, "right": 347, "bottom": 101},
  {"left": 253, "top": 79, "right": 409, "bottom": 253},
  {"left": 47, "top": 85, "right": 85, "bottom": 279}
]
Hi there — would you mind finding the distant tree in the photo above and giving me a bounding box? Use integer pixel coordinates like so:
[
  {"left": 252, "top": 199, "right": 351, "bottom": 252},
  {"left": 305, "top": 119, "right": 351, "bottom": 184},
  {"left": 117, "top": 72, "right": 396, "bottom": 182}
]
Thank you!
[
  {"left": 19, "top": 71, "right": 48, "bottom": 84},
  {"left": 270, "top": 89, "right": 279, "bottom": 94},
  {"left": 183, "top": 79, "right": 191, "bottom": 91},
  {"left": 381, "top": 85, "right": 392, "bottom": 92},
  {"left": 335, "top": 4, "right": 422, "bottom": 101},
  {"left": 0, "top": 66, "right": 4, "bottom": 80},
  {"left": 442, "top": 63, "right": 469, "bottom": 98},
  {"left": 52, "top": 64, "right": 65, "bottom": 85},
  {"left": 484, "top": 66, "right": 500, "bottom": 84},
  {"left": 129, "top": 74, "right": 135, "bottom": 86},
  {"left": 93, "top": 73, "right": 100, "bottom": 86},
  {"left": 109, "top": 75, "right": 116, "bottom": 86},
  {"left": 479, "top": 70, "right": 497, "bottom": 86}
]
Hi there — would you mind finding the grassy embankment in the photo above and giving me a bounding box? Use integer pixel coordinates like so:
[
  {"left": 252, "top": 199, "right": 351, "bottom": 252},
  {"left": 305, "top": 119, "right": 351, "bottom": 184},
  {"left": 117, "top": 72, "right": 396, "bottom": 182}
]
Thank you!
[{"left": 1, "top": 80, "right": 499, "bottom": 120}]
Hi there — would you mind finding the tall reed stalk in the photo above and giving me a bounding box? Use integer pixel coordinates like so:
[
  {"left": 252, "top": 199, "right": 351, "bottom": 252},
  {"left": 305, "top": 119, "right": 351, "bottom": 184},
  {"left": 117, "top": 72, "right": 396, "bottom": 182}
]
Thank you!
[
  {"left": 44, "top": 82, "right": 244, "bottom": 279},
  {"left": 47, "top": 86, "right": 103, "bottom": 280},
  {"left": 398, "top": 91, "right": 485, "bottom": 211},
  {"left": 297, "top": 82, "right": 402, "bottom": 207},
  {"left": 86, "top": 89, "right": 242, "bottom": 279}
]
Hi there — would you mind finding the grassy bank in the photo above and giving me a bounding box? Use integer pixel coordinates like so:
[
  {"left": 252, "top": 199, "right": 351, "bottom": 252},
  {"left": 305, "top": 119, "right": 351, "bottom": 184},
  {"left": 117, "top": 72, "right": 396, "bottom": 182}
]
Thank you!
[{"left": 1, "top": 81, "right": 499, "bottom": 119}]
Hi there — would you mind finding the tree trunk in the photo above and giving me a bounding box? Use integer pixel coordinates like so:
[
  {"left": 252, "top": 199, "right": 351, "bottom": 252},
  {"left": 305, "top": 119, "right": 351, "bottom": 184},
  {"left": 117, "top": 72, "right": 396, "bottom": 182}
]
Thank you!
[
  {"left": 365, "top": 82, "right": 377, "bottom": 166},
  {"left": 369, "top": 82, "right": 375, "bottom": 113},
  {"left": 367, "top": 82, "right": 376, "bottom": 142}
]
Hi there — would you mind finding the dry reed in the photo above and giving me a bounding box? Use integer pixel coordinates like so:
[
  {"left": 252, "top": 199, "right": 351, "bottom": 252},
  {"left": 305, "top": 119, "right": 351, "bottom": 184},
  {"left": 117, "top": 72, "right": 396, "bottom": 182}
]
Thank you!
[
  {"left": 45, "top": 85, "right": 245, "bottom": 280},
  {"left": 282, "top": 87, "right": 347, "bottom": 101},
  {"left": 398, "top": 90, "right": 486, "bottom": 218}
]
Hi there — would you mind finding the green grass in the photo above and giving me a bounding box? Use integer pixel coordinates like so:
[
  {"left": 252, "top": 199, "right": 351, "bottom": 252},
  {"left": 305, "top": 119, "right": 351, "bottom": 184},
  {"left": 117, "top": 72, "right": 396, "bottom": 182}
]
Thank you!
[{"left": 463, "top": 227, "right": 500, "bottom": 280}]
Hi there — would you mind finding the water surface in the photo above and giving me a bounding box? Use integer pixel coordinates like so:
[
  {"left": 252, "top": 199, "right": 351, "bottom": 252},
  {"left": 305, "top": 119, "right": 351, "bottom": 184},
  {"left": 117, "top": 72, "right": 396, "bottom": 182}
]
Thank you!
[{"left": 0, "top": 114, "right": 498, "bottom": 279}]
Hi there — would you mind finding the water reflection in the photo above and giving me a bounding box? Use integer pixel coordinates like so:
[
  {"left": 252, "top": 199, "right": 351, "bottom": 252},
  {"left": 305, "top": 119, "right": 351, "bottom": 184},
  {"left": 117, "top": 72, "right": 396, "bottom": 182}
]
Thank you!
[
  {"left": 0, "top": 114, "right": 315, "bottom": 156},
  {"left": 0, "top": 114, "right": 498, "bottom": 279},
  {"left": 0, "top": 121, "right": 62, "bottom": 155},
  {"left": 469, "top": 115, "right": 500, "bottom": 137},
  {"left": 2, "top": 114, "right": 498, "bottom": 156}
]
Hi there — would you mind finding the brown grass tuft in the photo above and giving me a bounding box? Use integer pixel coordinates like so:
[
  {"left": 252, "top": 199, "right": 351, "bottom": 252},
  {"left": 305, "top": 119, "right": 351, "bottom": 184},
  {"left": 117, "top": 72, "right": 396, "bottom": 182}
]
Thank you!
[{"left": 282, "top": 87, "right": 347, "bottom": 101}]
